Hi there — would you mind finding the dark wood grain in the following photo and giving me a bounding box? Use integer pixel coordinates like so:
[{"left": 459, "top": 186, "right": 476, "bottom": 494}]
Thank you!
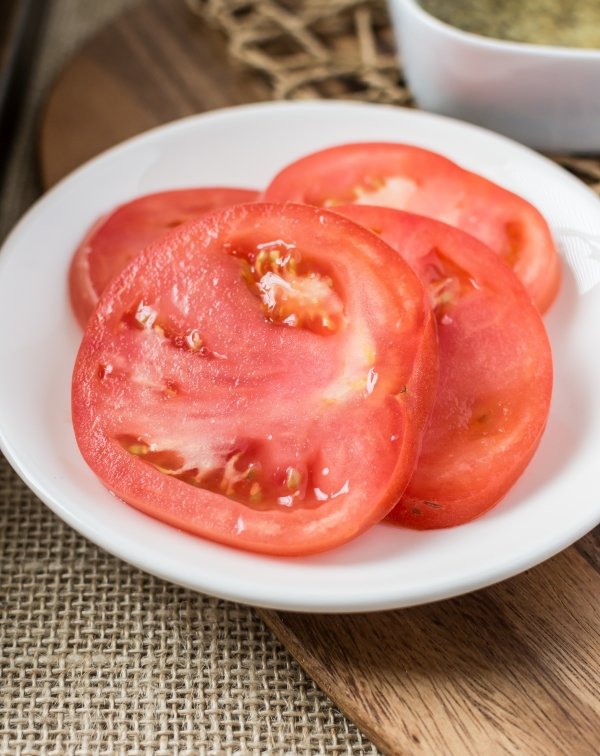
[
  {"left": 1, "top": 0, "right": 48, "bottom": 186},
  {"left": 575, "top": 527, "right": 600, "bottom": 570},
  {"left": 39, "top": 0, "right": 271, "bottom": 187},
  {"left": 259, "top": 547, "right": 600, "bottom": 755},
  {"left": 39, "top": 2, "right": 600, "bottom": 754}
]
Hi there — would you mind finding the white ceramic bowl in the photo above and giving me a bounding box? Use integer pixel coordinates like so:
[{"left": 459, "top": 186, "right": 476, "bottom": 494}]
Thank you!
[
  {"left": 2, "top": 101, "right": 600, "bottom": 612},
  {"left": 389, "top": 0, "right": 600, "bottom": 152}
]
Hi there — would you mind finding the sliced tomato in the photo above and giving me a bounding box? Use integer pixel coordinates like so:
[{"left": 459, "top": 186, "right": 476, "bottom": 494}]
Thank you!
[
  {"left": 336, "top": 204, "right": 552, "bottom": 528},
  {"left": 71, "top": 203, "right": 438, "bottom": 555},
  {"left": 69, "top": 187, "right": 259, "bottom": 327},
  {"left": 263, "top": 143, "right": 560, "bottom": 313}
]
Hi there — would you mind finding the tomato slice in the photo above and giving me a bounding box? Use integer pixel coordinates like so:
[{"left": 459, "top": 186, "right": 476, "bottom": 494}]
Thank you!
[
  {"left": 337, "top": 204, "right": 552, "bottom": 528},
  {"left": 69, "top": 187, "right": 259, "bottom": 327},
  {"left": 263, "top": 143, "right": 560, "bottom": 313},
  {"left": 72, "top": 203, "right": 438, "bottom": 555}
]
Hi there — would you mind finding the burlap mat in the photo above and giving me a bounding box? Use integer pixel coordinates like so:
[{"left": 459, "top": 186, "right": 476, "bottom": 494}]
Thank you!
[
  {"left": 1, "top": 458, "right": 373, "bottom": 755},
  {"left": 1, "top": 1, "right": 600, "bottom": 754}
]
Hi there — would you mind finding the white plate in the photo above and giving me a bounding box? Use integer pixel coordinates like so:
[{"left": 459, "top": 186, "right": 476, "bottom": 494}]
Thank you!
[{"left": 1, "top": 101, "right": 599, "bottom": 613}]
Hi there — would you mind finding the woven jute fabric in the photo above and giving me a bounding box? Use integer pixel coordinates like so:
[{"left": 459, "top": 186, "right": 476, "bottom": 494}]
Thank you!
[
  {"left": 0, "top": 1, "right": 380, "bottom": 753},
  {"left": 0, "top": 460, "right": 373, "bottom": 755},
  {"left": 2, "top": 1, "right": 600, "bottom": 754},
  {"left": 187, "top": 0, "right": 410, "bottom": 103}
]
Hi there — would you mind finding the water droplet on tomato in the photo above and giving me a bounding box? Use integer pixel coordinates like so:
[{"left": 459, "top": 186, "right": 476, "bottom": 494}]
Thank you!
[
  {"left": 97, "top": 363, "right": 113, "bottom": 380},
  {"left": 135, "top": 302, "right": 157, "bottom": 330},
  {"left": 234, "top": 516, "right": 245, "bottom": 534},
  {"left": 331, "top": 480, "right": 350, "bottom": 498},
  {"left": 366, "top": 367, "right": 379, "bottom": 395}
]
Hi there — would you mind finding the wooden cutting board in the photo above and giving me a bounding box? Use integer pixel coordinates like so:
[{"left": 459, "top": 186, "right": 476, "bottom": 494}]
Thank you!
[{"left": 39, "top": 1, "right": 600, "bottom": 753}]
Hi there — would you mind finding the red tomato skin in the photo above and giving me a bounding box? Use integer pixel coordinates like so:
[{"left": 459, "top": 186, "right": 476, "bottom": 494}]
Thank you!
[
  {"left": 69, "top": 187, "right": 259, "bottom": 328},
  {"left": 263, "top": 143, "right": 560, "bottom": 313},
  {"left": 72, "top": 203, "right": 438, "bottom": 555},
  {"left": 336, "top": 205, "right": 553, "bottom": 529}
]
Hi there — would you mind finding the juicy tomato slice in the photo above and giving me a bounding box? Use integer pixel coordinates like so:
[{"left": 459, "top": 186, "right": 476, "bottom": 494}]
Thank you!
[
  {"left": 337, "top": 205, "right": 553, "bottom": 529},
  {"left": 69, "top": 187, "right": 259, "bottom": 327},
  {"left": 71, "top": 203, "right": 438, "bottom": 555},
  {"left": 263, "top": 143, "right": 560, "bottom": 313}
]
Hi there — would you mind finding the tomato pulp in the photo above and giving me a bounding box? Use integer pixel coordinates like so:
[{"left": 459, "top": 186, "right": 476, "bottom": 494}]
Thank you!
[
  {"left": 72, "top": 203, "right": 438, "bottom": 555},
  {"left": 69, "top": 187, "right": 259, "bottom": 327},
  {"left": 337, "top": 205, "right": 553, "bottom": 528},
  {"left": 263, "top": 143, "right": 560, "bottom": 312}
]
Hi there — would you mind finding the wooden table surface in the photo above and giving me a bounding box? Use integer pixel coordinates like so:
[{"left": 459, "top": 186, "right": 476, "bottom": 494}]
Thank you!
[{"left": 39, "top": 1, "right": 600, "bottom": 753}]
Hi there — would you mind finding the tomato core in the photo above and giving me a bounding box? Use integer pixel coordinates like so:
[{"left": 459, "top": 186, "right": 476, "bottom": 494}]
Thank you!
[
  {"left": 228, "top": 239, "right": 345, "bottom": 334},
  {"left": 116, "top": 429, "right": 349, "bottom": 512},
  {"left": 421, "top": 249, "right": 479, "bottom": 316}
]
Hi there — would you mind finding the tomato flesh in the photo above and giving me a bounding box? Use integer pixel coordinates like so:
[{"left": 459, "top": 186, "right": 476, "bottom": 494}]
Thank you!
[
  {"left": 336, "top": 205, "right": 553, "bottom": 528},
  {"left": 263, "top": 143, "right": 560, "bottom": 312},
  {"left": 72, "top": 203, "right": 438, "bottom": 554},
  {"left": 230, "top": 238, "right": 345, "bottom": 334},
  {"left": 69, "top": 187, "right": 259, "bottom": 327}
]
